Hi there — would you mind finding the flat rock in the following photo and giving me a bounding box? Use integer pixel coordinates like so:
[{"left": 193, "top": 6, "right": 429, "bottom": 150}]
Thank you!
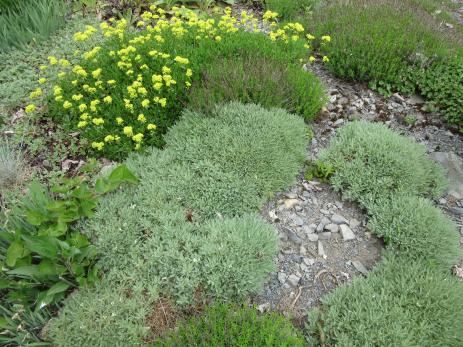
[
  {"left": 284, "top": 227, "right": 302, "bottom": 245},
  {"left": 308, "top": 233, "right": 319, "bottom": 242},
  {"left": 331, "top": 213, "right": 349, "bottom": 225},
  {"left": 277, "top": 272, "right": 287, "bottom": 284},
  {"left": 319, "top": 232, "right": 332, "bottom": 240},
  {"left": 352, "top": 260, "right": 368, "bottom": 275},
  {"left": 284, "top": 198, "right": 300, "bottom": 209},
  {"left": 340, "top": 224, "right": 355, "bottom": 241},
  {"left": 349, "top": 218, "right": 361, "bottom": 229},
  {"left": 324, "top": 223, "right": 339, "bottom": 233},
  {"left": 293, "top": 216, "right": 304, "bottom": 227},
  {"left": 431, "top": 152, "right": 463, "bottom": 200},
  {"left": 287, "top": 274, "right": 301, "bottom": 287},
  {"left": 268, "top": 210, "right": 279, "bottom": 222},
  {"left": 318, "top": 240, "right": 326, "bottom": 258}
]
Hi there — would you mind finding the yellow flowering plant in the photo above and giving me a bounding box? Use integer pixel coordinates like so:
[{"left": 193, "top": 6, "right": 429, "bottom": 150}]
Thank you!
[{"left": 27, "top": 6, "right": 328, "bottom": 159}]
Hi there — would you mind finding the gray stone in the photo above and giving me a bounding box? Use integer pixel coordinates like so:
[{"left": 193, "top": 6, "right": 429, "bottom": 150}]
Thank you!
[
  {"left": 316, "top": 222, "right": 325, "bottom": 233},
  {"left": 349, "top": 218, "right": 361, "bottom": 229},
  {"left": 340, "top": 224, "right": 355, "bottom": 241},
  {"left": 324, "top": 223, "right": 339, "bottom": 233},
  {"left": 268, "top": 210, "right": 279, "bottom": 222},
  {"left": 277, "top": 272, "right": 287, "bottom": 284},
  {"left": 287, "top": 274, "right": 301, "bottom": 287},
  {"left": 285, "top": 192, "right": 297, "bottom": 199},
  {"left": 319, "top": 232, "right": 332, "bottom": 240},
  {"left": 331, "top": 213, "right": 349, "bottom": 225},
  {"left": 431, "top": 152, "right": 463, "bottom": 200},
  {"left": 308, "top": 233, "right": 319, "bottom": 242},
  {"left": 333, "top": 119, "right": 345, "bottom": 127},
  {"left": 352, "top": 260, "right": 368, "bottom": 275},
  {"left": 317, "top": 241, "right": 326, "bottom": 258},
  {"left": 284, "top": 198, "right": 299, "bottom": 209},
  {"left": 300, "top": 263, "right": 308, "bottom": 272},
  {"left": 293, "top": 216, "right": 304, "bottom": 227},
  {"left": 408, "top": 94, "right": 425, "bottom": 105},
  {"left": 285, "top": 228, "right": 302, "bottom": 245},
  {"left": 320, "top": 209, "right": 330, "bottom": 215},
  {"left": 303, "top": 258, "right": 315, "bottom": 266}
]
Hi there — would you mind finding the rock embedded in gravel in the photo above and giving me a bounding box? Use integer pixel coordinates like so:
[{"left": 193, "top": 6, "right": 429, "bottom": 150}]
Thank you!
[
  {"left": 340, "top": 224, "right": 356, "bottom": 241},
  {"left": 284, "top": 198, "right": 299, "bottom": 209},
  {"left": 292, "top": 216, "right": 304, "bottom": 227},
  {"left": 319, "top": 232, "right": 332, "bottom": 240},
  {"left": 431, "top": 152, "right": 463, "bottom": 200},
  {"left": 303, "top": 258, "right": 315, "bottom": 266},
  {"left": 308, "top": 233, "right": 319, "bottom": 242},
  {"left": 349, "top": 218, "right": 361, "bottom": 229},
  {"left": 268, "top": 210, "right": 279, "bottom": 222},
  {"left": 324, "top": 223, "right": 339, "bottom": 233},
  {"left": 352, "top": 260, "right": 368, "bottom": 275},
  {"left": 286, "top": 229, "right": 302, "bottom": 245},
  {"left": 277, "top": 272, "right": 287, "bottom": 284},
  {"left": 287, "top": 274, "right": 301, "bottom": 287},
  {"left": 318, "top": 240, "right": 326, "bottom": 258},
  {"left": 331, "top": 213, "right": 349, "bottom": 225}
]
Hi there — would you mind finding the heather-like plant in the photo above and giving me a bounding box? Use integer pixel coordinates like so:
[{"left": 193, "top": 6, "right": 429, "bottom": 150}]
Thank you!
[
  {"left": 153, "top": 303, "right": 306, "bottom": 346},
  {"left": 368, "top": 195, "right": 461, "bottom": 270},
  {"left": 309, "top": 254, "right": 463, "bottom": 346},
  {"left": 318, "top": 121, "right": 447, "bottom": 209}
]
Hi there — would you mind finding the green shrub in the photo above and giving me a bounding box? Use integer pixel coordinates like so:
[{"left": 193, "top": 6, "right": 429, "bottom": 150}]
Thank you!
[
  {"left": 0, "top": 0, "right": 68, "bottom": 51},
  {"left": 33, "top": 7, "right": 319, "bottom": 159},
  {"left": 48, "top": 103, "right": 307, "bottom": 345},
  {"left": 413, "top": 57, "right": 463, "bottom": 129},
  {"left": 265, "top": 0, "right": 320, "bottom": 21},
  {"left": 187, "top": 54, "right": 325, "bottom": 119},
  {"left": 368, "top": 195, "right": 461, "bottom": 270},
  {"left": 47, "top": 282, "right": 151, "bottom": 346},
  {"left": 153, "top": 302, "right": 306, "bottom": 347},
  {"left": 310, "top": 254, "right": 463, "bottom": 346},
  {"left": 318, "top": 121, "right": 446, "bottom": 209},
  {"left": 311, "top": 0, "right": 462, "bottom": 94}
]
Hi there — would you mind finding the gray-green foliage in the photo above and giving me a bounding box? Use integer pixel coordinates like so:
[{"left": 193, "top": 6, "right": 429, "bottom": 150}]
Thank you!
[
  {"left": 368, "top": 195, "right": 461, "bottom": 270},
  {"left": 0, "top": 140, "right": 25, "bottom": 192},
  {"left": 48, "top": 103, "right": 308, "bottom": 345},
  {"left": 318, "top": 121, "right": 446, "bottom": 209},
  {"left": 312, "top": 254, "right": 463, "bottom": 347}
]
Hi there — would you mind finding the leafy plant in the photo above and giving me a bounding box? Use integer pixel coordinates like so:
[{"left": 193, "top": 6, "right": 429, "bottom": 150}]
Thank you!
[
  {"left": 404, "top": 114, "right": 417, "bottom": 126},
  {"left": 152, "top": 302, "right": 306, "bottom": 346},
  {"left": 318, "top": 121, "right": 447, "bottom": 209},
  {"left": 304, "top": 160, "right": 334, "bottom": 182},
  {"left": 368, "top": 195, "right": 461, "bottom": 270},
  {"left": 265, "top": 0, "right": 321, "bottom": 21},
  {"left": 0, "top": 164, "right": 138, "bottom": 312}
]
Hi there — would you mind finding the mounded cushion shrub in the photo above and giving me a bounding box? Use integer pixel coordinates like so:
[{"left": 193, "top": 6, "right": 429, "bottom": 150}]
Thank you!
[
  {"left": 368, "top": 195, "right": 461, "bottom": 270},
  {"left": 318, "top": 121, "right": 446, "bottom": 209},
  {"left": 187, "top": 54, "right": 325, "bottom": 119},
  {"left": 310, "top": 254, "right": 463, "bottom": 347},
  {"left": 152, "top": 303, "right": 306, "bottom": 347},
  {"left": 48, "top": 103, "right": 308, "bottom": 345}
]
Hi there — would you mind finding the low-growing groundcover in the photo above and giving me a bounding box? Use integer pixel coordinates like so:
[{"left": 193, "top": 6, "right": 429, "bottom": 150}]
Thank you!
[
  {"left": 317, "top": 121, "right": 446, "bottom": 209},
  {"left": 47, "top": 103, "right": 309, "bottom": 345},
  {"left": 152, "top": 303, "right": 306, "bottom": 347},
  {"left": 26, "top": 6, "right": 325, "bottom": 160},
  {"left": 309, "top": 254, "right": 463, "bottom": 347},
  {"left": 308, "top": 120, "right": 462, "bottom": 346},
  {"left": 310, "top": 0, "right": 463, "bottom": 129},
  {"left": 368, "top": 195, "right": 461, "bottom": 270}
]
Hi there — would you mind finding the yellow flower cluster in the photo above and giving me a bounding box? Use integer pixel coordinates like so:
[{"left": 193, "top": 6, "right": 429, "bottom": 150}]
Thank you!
[{"left": 25, "top": 5, "right": 329, "bottom": 157}]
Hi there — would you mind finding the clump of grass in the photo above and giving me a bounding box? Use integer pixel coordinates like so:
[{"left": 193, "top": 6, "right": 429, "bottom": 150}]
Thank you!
[
  {"left": 0, "top": 0, "right": 68, "bottom": 51},
  {"left": 309, "top": 254, "right": 463, "bottom": 346},
  {"left": 318, "top": 121, "right": 447, "bottom": 209},
  {"left": 0, "top": 139, "right": 26, "bottom": 191},
  {"left": 152, "top": 302, "right": 306, "bottom": 347},
  {"left": 368, "top": 195, "right": 461, "bottom": 270}
]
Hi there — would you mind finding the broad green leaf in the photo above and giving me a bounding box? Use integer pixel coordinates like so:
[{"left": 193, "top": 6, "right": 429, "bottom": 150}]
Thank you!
[
  {"left": 47, "top": 281, "right": 70, "bottom": 296},
  {"left": 25, "top": 210, "right": 48, "bottom": 226},
  {"left": 7, "top": 265, "right": 42, "bottom": 278},
  {"left": 107, "top": 164, "right": 139, "bottom": 186},
  {"left": 22, "top": 235, "right": 59, "bottom": 259},
  {"left": 5, "top": 241, "right": 29, "bottom": 267},
  {"left": 38, "top": 259, "right": 66, "bottom": 276}
]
